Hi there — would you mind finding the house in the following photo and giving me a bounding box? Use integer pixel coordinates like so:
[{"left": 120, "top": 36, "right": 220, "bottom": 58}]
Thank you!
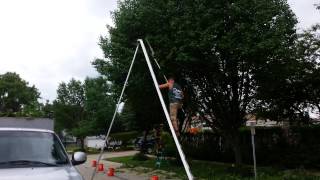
[
  {"left": 245, "top": 114, "right": 284, "bottom": 127},
  {"left": 85, "top": 135, "right": 106, "bottom": 149},
  {"left": 60, "top": 130, "right": 77, "bottom": 146},
  {"left": 84, "top": 135, "right": 122, "bottom": 150}
]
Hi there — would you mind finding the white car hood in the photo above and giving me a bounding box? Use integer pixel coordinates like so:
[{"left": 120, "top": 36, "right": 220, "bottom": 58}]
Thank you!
[{"left": 0, "top": 166, "right": 83, "bottom": 180}]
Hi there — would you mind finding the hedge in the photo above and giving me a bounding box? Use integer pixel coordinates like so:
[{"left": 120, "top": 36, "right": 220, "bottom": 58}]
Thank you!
[
  {"left": 110, "top": 131, "right": 139, "bottom": 147},
  {"left": 178, "top": 126, "right": 320, "bottom": 169}
]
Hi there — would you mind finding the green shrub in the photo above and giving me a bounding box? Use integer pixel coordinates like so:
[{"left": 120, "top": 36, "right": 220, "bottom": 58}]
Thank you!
[
  {"left": 161, "top": 132, "right": 177, "bottom": 157},
  {"left": 181, "top": 125, "right": 320, "bottom": 169},
  {"left": 72, "top": 148, "right": 84, "bottom": 152},
  {"left": 110, "top": 131, "right": 139, "bottom": 147},
  {"left": 85, "top": 147, "right": 100, "bottom": 154}
]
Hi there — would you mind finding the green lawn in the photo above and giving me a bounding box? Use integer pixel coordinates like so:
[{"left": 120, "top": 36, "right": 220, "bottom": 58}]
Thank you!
[
  {"left": 65, "top": 145, "right": 101, "bottom": 154},
  {"left": 107, "top": 155, "right": 320, "bottom": 180}
]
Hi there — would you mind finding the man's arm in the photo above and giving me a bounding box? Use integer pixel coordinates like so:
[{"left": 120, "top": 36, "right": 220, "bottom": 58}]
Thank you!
[{"left": 159, "top": 82, "right": 169, "bottom": 89}]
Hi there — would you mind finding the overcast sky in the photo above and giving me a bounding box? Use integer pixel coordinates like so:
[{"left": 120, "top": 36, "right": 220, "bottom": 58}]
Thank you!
[{"left": 0, "top": 0, "right": 319, "bottom": 102}]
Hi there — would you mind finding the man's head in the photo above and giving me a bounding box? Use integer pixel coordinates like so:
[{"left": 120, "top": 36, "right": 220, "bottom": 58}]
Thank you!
[{"left": 167, "top": 74, "right": 175, "bottom": 84}]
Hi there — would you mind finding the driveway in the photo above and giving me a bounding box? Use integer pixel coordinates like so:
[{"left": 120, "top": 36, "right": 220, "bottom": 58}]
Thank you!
[{"left": 76, "top": 150, "right": 153, "bottom": 180}]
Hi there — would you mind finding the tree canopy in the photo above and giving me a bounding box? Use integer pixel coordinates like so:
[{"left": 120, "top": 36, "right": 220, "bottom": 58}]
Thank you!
[
  {"left": 93, "top": 0, "right": 320, "bottom": 164},
  {"left": 84, "top": 76, "right": 124, "bottom": 133},
  {"left": 54, "top": 79, "right": 85, "bottom": 133},
  {"left": 0, "top": 72, "right": 41, "bottom": 116},
  {"left": 53, "top": 77, "right": 130, "bottom": 148}
]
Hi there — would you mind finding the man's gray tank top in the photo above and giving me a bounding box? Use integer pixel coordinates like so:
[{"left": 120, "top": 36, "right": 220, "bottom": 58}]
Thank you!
[{"left": 168, "top": 83, "right": 183, "bottom": 103}]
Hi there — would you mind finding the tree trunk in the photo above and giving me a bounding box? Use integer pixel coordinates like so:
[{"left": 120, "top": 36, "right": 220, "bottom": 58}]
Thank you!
[
  {"left": 232, "top": 138, "right": 243, "bottom": 166},
  {"left": 226, "top": 132, "right": 243, "bottom": 166},
  {"left": 141, "top": 129, "right": 149, "bottom": 154},
  {"left": 80, "top": 138, "right": 85, "bottom": 151}
]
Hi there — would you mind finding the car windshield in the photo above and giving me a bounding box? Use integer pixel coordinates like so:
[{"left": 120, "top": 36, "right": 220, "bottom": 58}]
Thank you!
[{"left": 0, "top": 131, "right": 69, "bottom": 168}]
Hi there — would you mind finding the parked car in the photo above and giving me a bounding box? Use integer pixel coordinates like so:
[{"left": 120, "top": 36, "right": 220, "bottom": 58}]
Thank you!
[
  {"left": 107, "top": 138, "right": 123, "bottom": 151},
  {"left": 0, "top": 127, "right": 86, "bottom": 180},
  {"left": 134, "top": 136, "right": 156, "bottom": 154}
]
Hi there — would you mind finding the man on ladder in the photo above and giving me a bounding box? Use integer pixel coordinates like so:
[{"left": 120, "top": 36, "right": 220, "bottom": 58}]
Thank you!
[{"left": 159, "top": 74, "right": 184, "bottom": 137}]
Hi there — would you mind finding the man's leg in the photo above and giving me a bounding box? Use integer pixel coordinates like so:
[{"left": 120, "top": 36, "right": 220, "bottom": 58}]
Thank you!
[{"left": 170, "top": 103, "right": 180, "bottom": 137}]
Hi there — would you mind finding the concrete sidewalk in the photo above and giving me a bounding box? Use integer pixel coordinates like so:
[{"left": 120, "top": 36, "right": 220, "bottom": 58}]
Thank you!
[{"left": 76, "top": 151, "right": 151, "bottom": 180}]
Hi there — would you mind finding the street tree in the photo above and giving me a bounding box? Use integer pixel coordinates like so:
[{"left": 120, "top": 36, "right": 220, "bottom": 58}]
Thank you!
[
  {"left": 84, "top": 77, "right": 124, "bottom": 134},
  {"left": 0, "top": 72, "right": 40, "bottom": 116},
  {"left": 295, "top": 25, "right": 320, "bottom": 117},
  {"left": 42, "top": 100, "right": 54, "bottom": 118},
  {"left": 95, "top": 0, "right": 303, "bottom": 164},
  {"left": 53, "top": 79, "right": 88, "bottom": 149}
]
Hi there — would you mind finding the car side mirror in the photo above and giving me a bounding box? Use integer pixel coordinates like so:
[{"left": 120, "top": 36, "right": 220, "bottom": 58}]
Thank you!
[{"left": 72, "top": 151, "right": 87, "bottom": 166}]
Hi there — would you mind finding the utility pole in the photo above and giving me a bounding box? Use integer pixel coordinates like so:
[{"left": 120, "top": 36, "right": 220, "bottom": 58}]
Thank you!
[{"left": 247, "top": 120, "right": 257, "bottom": 180}]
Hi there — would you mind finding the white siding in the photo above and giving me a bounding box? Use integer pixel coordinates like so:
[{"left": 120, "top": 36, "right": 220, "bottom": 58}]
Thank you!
[{"left": 86, "top": 139, "right": 105, "bottom": 149}]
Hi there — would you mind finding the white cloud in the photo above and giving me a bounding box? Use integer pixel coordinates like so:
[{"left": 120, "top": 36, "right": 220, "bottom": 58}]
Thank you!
[
  {"left": 287, "top": 0, "right": 320, "bottom": 29},
  {"left": 0, "top": 0, "right": 116, "bottom": 101}
]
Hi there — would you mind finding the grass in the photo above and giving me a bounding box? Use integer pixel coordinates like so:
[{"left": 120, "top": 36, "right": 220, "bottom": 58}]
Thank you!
[
  {"left": 65, "top": 144, "right": 135, "bottom": 155},
  {"left": 65, "top": 145, "right": 100, "bottom": 154},
  {"left": 107, "top": 155, "right": 320, "bottom": 180}
]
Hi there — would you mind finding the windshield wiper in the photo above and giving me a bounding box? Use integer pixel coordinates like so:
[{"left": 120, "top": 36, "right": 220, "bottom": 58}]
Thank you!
[{"left": 0, "top": 160, "right": 58, "bottom": 167}]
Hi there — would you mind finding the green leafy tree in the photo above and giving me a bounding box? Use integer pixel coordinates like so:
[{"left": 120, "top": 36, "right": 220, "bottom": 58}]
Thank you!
[
  {"left": 84, "top": 77, "right": 124, "bottom": 134},
  {"left": 53, "top": 79, "right": 88, "bottom": 149},
  {"left": 256, "top": 22, "right": 320, "bottom": 124},
  {"left": 94, "top": 4, "right": 166, "bottom": 135},
  {"left": 294, "top": 25, "right": 320, "bottom": 118},
  {"left": 20, "top": 101, "right": 45, "bottom": 117},
  {"left": 118, "top": 103, "right": 136, "bottom": 131},
  {"left": 42, "top": 100, "right": 54, "bottom": 118},
  {"left": 255, "top": 3, "right": 320, "bottom": 123},
  {"left": 0, "top": 72, "right": 40, "bottom": 116},
  {"left": 54, "top": 77, "right": 125, "bottom": 149},
  {"left": 95, "top": 0, "right": 303, "bottom": 164}
]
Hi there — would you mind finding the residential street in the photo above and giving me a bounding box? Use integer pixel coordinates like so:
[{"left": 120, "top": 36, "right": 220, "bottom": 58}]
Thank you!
[{"left": 2, "top": 0, "right": 319, "bottom": 180}]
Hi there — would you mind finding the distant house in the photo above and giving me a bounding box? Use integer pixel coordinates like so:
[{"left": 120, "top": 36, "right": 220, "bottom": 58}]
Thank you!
[
  {"left": 188, "top": 113, "right": 285, "bottom": 132},
  {"left": 85, "top": 135, "right": 106, "bottom": 149},
  {"left": 311, "top": 117, "right": 320, "bottom": 125},
  {"left": 84, "top": 135, "right": 122, "bottom": 150},
  {"left": 60, "top": 130, "right": 77, "bottom": 145},
  {"left": 245, "top": 114, "right": 285, "bottom": 127},
  {"left": 185, "top": 114, "right": 213, "bottom": 132}
]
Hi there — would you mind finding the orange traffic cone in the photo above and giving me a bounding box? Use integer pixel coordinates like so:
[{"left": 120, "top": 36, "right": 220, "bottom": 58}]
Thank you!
[
  {"left": 151, "top": 175, "right": 159, "bottom": 180},
  {"left": 107, "top": 167, "right": 115, "bottom": 176},
  {"left": 91, "top": 160, "right": 97, "bottom": 167},
  {"left": 97, "top": 163, "right": 104, "bottom": 172}
]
